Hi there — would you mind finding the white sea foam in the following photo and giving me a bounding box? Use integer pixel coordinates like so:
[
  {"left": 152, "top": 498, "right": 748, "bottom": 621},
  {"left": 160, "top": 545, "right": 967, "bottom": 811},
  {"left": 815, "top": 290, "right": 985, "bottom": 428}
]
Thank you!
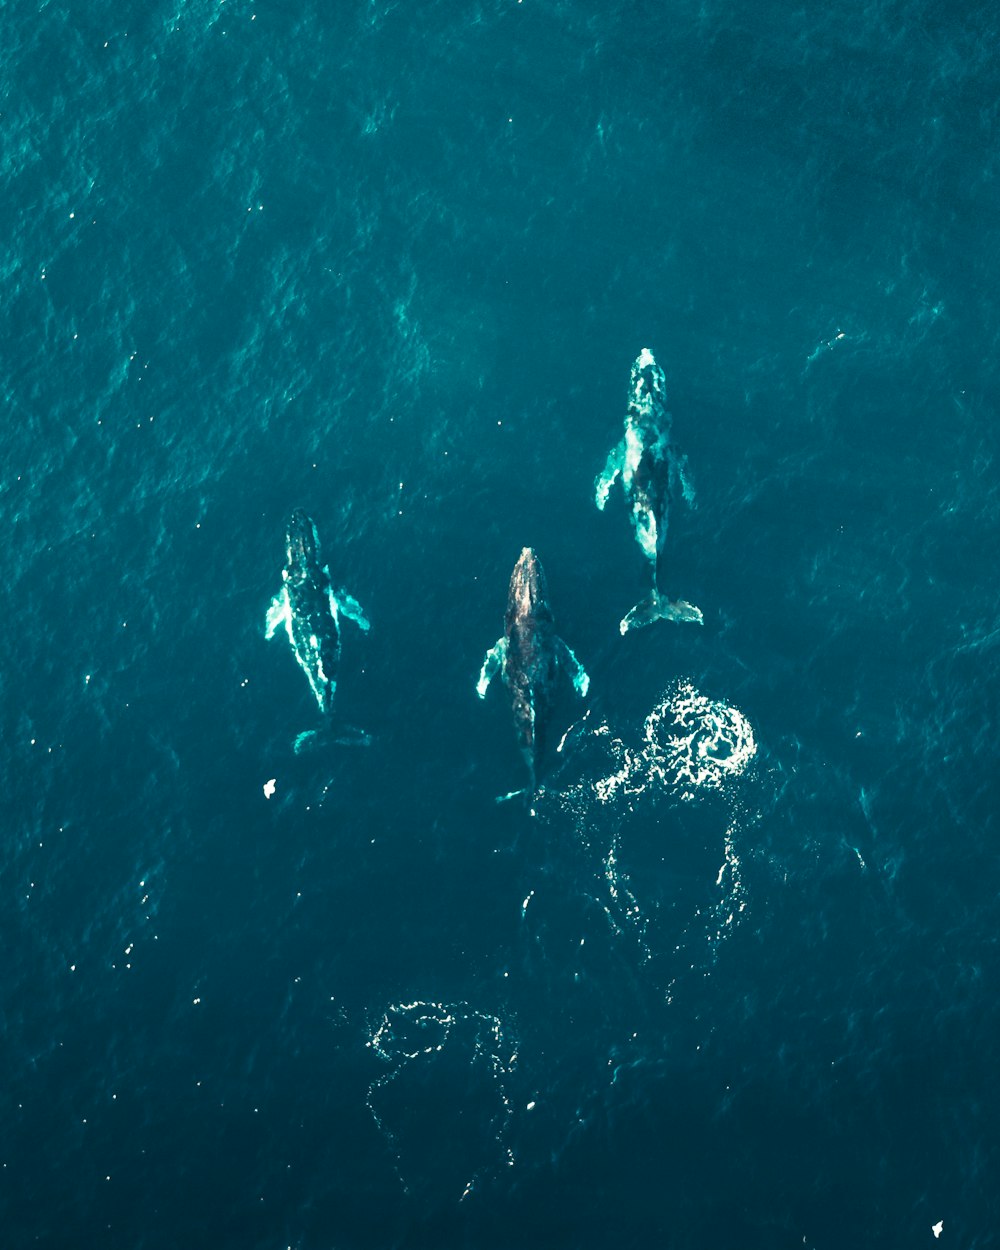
[
  {"left": 546, "top": 681, "right": 759, "bottom": 972},
  {"left": 641, "top": 680, "right": 757, "bottom": 799},
  {"left": 366, "top": 1000, "right": 516, "bottom": 1198},
  {"left": 582, "top": 681, "right": 756, "bottom": 806}
]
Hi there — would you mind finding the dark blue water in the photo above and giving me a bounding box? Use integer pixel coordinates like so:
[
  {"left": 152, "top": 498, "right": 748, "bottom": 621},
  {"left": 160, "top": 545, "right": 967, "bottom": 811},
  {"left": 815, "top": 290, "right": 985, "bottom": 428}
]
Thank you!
[{"left": 3, "top": 1, "right": 999, "bottom": 1246}]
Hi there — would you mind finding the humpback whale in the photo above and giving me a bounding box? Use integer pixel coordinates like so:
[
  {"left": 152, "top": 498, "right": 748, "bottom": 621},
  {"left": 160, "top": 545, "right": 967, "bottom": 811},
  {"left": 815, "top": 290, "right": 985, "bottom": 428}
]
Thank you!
[
  {"left": 265, "top": 509, "right": 370, "bottom": 718},
  {"left": 477, "top": 547, "right": 589, "bottom": 792},
  {"left": 595, "top": 348, "right": 702, "bottom": 634}
]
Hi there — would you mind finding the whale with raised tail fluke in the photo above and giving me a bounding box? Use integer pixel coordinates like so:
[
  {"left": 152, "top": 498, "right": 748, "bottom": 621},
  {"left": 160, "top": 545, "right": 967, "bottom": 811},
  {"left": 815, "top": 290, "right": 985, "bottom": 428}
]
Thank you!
[
  {"left": 596, "top": 348, "right": 702, "bottom": 634},
  {"left": 477, "top": 547, "right": 589, "bottom": 795},
  {"left": 265, "top": 510, "right": 370, "bottom": 738}
]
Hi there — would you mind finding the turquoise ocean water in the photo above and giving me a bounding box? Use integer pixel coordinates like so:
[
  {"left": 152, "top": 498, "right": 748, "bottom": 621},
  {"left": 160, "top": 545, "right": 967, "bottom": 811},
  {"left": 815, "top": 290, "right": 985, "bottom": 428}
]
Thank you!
[{"left": 2, "top": 1, "right": 999, "bottom": 1246}]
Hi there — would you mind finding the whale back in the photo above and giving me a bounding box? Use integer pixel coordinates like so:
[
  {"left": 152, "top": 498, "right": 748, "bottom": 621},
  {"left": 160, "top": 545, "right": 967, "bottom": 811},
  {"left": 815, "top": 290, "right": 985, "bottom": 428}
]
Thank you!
[
  {"left": 623, "top": 351, "right": 676, "bottom": 572},
  {"left": 503, "top": 548, "right": 558, "bottom": 764},
  {"left": 282, "top": 510, "right": 342, "bottom": 714}
]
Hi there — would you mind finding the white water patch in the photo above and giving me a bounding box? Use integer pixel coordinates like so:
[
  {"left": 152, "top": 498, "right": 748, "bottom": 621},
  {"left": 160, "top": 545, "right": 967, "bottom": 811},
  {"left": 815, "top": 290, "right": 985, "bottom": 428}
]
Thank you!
[
  {"left": 366, "top": 1000, "right": 517, "bottom": 1200},
  {"left": 601, "top": 822, "right": 648, "bottom": 952},
  {"left": 546, "top": 682, "right": 759, "bottom": 974},
  {"left": 577, "top": 681, "right": 756, "bottom": 807},
  {"left": 708, "top": 819, "right": 749, "bottom": 948},
  {"left": 641, "top": 680, "right": 757, "bottom": 800}
]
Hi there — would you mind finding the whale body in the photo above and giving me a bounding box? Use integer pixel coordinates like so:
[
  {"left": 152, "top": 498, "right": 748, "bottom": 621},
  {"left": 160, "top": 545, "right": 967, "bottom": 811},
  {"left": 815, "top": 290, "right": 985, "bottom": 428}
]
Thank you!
[
  {"left": 265, "top": 509, "right": 370, "bottom": 717},
  {"left": 595, "top": 348, "right": 702, "bottom": 634},
  {"left": 477, "top": 547, "right": 589, "bottom": 792}
]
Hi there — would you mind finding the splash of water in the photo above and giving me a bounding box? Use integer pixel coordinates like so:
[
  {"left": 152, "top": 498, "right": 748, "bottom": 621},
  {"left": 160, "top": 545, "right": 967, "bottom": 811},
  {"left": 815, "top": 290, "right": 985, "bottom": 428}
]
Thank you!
[
  {"left": 600, "top": 680, "right": 757, "bottom": 804},
  {"left": 547, "top": 681, "right": 759, "bottom": 973}
]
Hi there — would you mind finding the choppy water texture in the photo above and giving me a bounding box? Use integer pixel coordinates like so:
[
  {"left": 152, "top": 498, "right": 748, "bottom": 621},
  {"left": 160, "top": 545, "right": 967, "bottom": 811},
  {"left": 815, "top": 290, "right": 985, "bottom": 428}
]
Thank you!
[{"left": 3, "top": 1, "right": 999, "bottom": 1246}]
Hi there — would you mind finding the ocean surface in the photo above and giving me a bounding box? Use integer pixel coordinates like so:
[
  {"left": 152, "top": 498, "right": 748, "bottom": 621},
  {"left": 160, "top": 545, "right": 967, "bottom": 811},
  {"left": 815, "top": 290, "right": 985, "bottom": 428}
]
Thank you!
[{"left": 3, "top": 1, "right": 999, "bottom": 1246}]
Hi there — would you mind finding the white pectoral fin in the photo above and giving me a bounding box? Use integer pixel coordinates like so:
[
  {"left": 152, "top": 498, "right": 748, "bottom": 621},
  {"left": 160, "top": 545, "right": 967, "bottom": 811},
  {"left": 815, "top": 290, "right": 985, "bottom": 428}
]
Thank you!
[
  {"left": 265, "top": 588, "right": 290, "bottom": 639},
  {"left": 595, "top": 442, "right": 625, "bottom": 510},
  {"left": 557, "top": 638, "right": 590, "bottom": 698},
  {"left": 476, "top": 637, "right": 506, "bottom": 699},
  {"left": 671, "top": 448, "right": 696, "bottom": 508},
  {"left": 333, "top": 588, "right": 371, "bottom": 632}
]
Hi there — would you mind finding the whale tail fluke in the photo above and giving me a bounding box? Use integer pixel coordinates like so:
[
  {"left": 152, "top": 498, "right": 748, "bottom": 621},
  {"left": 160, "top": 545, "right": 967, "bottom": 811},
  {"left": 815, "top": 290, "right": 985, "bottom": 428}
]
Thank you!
[{"left": 619, "top": 591, "right": 703, "bottom": 635}]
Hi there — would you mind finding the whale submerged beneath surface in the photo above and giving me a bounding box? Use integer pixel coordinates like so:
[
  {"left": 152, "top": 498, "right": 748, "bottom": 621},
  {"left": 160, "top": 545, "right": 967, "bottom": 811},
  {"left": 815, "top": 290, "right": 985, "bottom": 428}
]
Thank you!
[
  {"left": 596, "top": 348, "right": 702, "bottom": 634},
  {"left": 265, "top": 509, "right": 370, "bottom": 723}
]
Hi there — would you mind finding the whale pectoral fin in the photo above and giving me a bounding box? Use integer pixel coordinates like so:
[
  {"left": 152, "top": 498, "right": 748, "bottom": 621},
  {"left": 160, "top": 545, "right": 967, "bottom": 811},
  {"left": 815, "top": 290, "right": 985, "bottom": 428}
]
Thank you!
[
  {"left": 595, "top": 442, "right": 625, "bottom": 510},
  {"left": 557, "top": 638, "right": 590, "bottom": 698},
  {"left": 670, "top": 447, "right": 697, "bottom": 509},
  {"left": 294, "top": 725, "right": 372, "bottom": 754},
  {"left": 476, "top": 637, "right": 506, "bottom": 699},
  {"left": 333, "top": 589, "right": 371, "bottom": 632},
  {"left": 265, "top": 588, "right": 290, "bottom": 639}
]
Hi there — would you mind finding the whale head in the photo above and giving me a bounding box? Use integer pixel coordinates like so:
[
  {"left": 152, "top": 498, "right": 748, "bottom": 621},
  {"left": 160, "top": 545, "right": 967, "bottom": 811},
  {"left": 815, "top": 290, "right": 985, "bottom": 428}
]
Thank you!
[
  {"left": 629, "top": 348, "right": 669, "bottom": 429},
  {"left": 507, "top": 547, "right": 549, "bottom": 625},
  {"left": 285, "top": 508, "right": 321, "bottom": 575}
]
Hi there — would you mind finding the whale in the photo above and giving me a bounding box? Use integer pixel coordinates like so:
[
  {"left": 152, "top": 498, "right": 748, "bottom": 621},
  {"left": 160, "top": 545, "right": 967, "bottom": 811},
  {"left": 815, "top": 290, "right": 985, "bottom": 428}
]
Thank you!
[
  {"left": 595, "top": 348, "right": 702, "bottom": 634},
  {"left": 265, "top": 509, "right": 370, "bottom": 719},
  {"left": 477, "top": 547, "right": 589, "bottom": 793}
]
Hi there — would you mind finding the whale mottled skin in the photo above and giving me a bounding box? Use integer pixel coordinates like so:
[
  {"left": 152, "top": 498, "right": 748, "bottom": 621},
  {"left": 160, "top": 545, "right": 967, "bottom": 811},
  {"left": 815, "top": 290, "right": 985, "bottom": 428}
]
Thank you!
[
  {"left": 265, "top": 509, "right": 369, "bottom": 716},
  {"left": 477, "top": 547, "right": 589, "bottom": 791},
  {"left": 596, "top": 348, "right": 702, "bottom": 633}
]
